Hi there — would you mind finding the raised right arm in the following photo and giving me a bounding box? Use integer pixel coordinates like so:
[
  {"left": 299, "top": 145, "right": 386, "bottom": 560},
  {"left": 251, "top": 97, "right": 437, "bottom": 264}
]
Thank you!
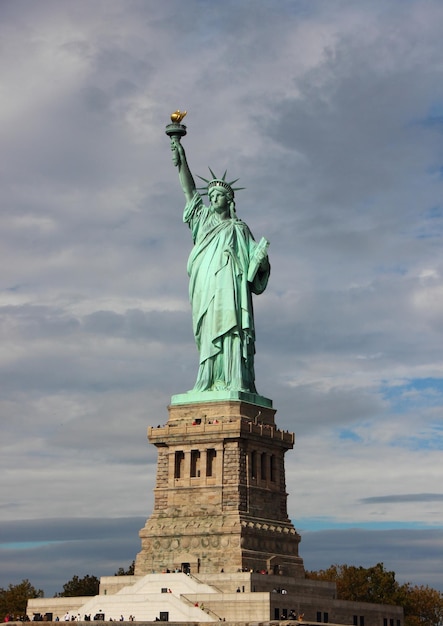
[{"left": 171, "top": 138, "right": 196, "bottom": 203}]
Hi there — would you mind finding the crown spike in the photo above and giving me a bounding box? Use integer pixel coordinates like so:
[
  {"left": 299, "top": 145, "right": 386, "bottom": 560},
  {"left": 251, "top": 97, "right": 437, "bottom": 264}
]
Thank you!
[
  {"left": 208, "top": 167, "right": 217, "bottom": 179},
  {"left": 196, "top": 174, "right": 211, "bottom": 183}
]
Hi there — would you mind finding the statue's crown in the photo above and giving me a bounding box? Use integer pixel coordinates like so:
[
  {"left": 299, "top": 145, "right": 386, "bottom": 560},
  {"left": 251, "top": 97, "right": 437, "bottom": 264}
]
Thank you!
[
  {"left": 208, "top": 179, "right": 235, "bottom": 196},
  {"left": 197, "top": 168, "right": 244, "bottom": 198}
]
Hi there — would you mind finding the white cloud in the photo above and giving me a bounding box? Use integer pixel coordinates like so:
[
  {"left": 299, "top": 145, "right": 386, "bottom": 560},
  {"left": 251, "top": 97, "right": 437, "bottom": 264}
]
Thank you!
[{"left": 1, "top": 0, "right": 443, "bottom": 595}]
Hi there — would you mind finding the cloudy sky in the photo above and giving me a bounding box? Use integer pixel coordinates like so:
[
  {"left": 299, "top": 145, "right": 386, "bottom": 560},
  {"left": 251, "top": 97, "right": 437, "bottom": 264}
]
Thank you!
[{"left": 1, "top": 0, "right": 443, "bottom": 598}]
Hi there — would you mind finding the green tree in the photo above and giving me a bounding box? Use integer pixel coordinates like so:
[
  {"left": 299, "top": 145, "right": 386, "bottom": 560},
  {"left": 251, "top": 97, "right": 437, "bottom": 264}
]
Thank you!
[
  {"left": 55, "top": 574, "right": 99, "bottom": 597},
  {"left": 306, "top": 562, "right": 402, "bottom": 605},
  {"left": 114, "top": 560, "right": 135, "bottom": 576},
  {"left": 0, "top": 579, "right": 43, "bottom": 619},
  {"left": 306, "top": 563, "right": 443, "bottom": 626}
]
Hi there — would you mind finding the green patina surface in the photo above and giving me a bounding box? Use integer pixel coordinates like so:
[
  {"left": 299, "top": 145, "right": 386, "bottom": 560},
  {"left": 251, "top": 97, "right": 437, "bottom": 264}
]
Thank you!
[
  {"left": 170, "top": 389, "right": 272, "bottom": 408},
  {"left": 167, "top": 120, "right": 270, "bottom": 398}
]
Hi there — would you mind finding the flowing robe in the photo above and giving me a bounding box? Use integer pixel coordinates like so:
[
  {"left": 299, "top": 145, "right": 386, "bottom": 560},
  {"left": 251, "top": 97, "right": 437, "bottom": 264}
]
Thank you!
[{"left": 184, "top": 193, "right": 270, "bottom": 392}]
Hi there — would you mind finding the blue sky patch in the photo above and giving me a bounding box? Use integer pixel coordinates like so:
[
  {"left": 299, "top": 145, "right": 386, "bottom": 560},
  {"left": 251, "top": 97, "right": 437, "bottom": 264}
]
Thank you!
[
  {"left": 381, "top": 378, "right": 443, "bottom": 413},
  {"left": 0, "top": 541, "right": 64, "bottom": 551},
  {"left": 294, "top": 518, "right": 439, "bottom": 532},
  {"left": 338, "top": 428, "right": 362, "bottom": 442}
]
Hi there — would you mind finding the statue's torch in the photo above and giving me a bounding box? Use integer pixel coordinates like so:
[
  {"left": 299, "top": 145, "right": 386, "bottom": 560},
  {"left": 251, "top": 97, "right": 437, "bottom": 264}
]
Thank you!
[{"left": 165, "top": 110, "right": 187, "bottom": 166}]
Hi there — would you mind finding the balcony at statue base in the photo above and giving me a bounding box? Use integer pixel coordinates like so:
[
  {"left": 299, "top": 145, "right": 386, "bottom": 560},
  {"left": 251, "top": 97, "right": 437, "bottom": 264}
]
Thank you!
[
  {"left": 171, "top": 389, "right": 273, "bottom": 408},
  {"left": 168, "top": 389, "right": 276, "bottom": 427}
]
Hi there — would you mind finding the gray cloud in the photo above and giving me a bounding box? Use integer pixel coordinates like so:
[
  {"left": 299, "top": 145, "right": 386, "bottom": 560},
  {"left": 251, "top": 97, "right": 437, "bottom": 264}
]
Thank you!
[
  {"left": 361, "top": 494, "right": 443, "bottom": 504},
  {"left": 302, "top": 528, "right": 443, "bottom": 590},
  {"left": 1, "top": 0, "right": 443, "bottom": 599}
]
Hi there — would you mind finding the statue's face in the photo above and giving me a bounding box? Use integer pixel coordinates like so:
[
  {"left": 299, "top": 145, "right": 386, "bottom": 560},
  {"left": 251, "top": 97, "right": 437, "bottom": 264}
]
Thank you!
[{"left": 209, "top": 189, "right": 230, "bottom": 217}]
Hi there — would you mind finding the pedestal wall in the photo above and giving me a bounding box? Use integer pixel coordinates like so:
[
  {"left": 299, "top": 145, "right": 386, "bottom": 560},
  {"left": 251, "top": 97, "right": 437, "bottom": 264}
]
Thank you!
[{"left": 135, "top": 399, "right": 304, "bottom": 578}]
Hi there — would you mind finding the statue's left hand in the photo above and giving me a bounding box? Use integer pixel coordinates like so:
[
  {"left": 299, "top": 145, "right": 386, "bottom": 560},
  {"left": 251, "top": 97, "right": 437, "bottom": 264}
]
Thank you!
[{"left": 259, "top": 256, "right": 270, "bottom": 271}]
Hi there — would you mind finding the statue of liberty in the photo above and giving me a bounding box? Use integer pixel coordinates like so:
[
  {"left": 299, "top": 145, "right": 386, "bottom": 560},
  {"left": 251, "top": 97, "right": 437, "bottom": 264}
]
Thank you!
[{"left": 167, "top": 114, "right": 270, "bottom": 395}]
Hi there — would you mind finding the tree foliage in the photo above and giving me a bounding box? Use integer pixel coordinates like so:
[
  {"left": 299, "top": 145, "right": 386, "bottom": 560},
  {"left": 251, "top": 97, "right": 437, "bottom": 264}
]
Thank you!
[
  {"left": 55, "top": 574, "right": 99, "bottom": 597},
  {"left": 0, "top": 579, "right": 43, "bottom": 619},
  {"left": 306, "top": 563, "right": 400, "bottom": 605},
  {"left": 401, "top": 583, "right": 443, "bottom": 626},
  {"left": 114, "top": 560, "right": 135, "bottom": 576},
  {"left": 306, "top": 563, "right": 443, "bottom": 626}
]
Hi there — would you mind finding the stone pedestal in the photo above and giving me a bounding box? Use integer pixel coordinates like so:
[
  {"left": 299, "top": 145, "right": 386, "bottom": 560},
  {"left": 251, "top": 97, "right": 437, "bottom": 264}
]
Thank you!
[{"left": 135, "top": 399, "right": 304, "bottom": 578}]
